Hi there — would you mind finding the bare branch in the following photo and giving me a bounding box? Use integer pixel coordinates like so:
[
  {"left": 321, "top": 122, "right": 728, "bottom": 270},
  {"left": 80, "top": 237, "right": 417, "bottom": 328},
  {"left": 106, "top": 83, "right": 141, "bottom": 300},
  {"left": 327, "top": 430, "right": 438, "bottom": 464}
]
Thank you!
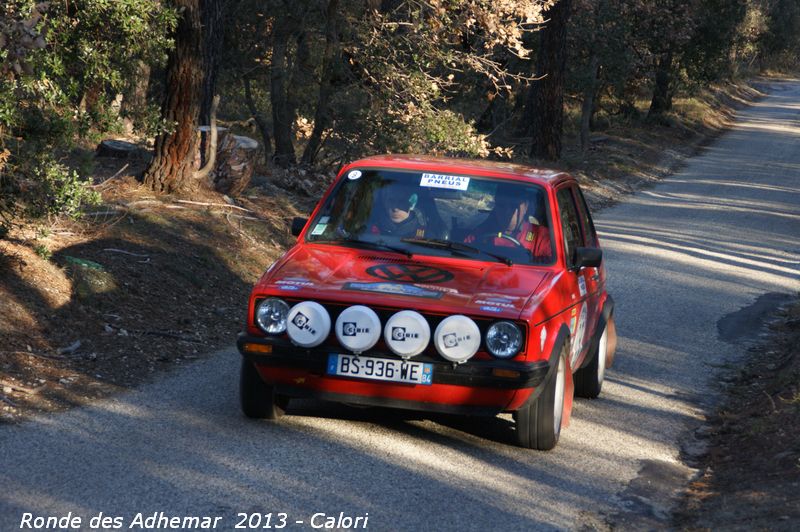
[{"left": 194, "top": 94, "right": 221, "bottom": 181}]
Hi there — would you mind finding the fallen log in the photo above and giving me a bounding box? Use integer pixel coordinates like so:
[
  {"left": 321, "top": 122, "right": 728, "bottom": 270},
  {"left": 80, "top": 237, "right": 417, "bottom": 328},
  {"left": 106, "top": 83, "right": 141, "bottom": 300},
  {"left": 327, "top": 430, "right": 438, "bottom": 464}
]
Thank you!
[{"left": 96, "top": 139, "right": 140, "bottom": 158}]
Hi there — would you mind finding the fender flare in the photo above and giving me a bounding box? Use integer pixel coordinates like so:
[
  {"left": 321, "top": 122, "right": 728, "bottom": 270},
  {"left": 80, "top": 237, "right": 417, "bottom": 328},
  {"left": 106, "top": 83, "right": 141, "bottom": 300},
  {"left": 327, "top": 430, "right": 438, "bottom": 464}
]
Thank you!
[
  {"left": 520, "top": 323, "right": 571, "bottom": 408},
  {"left": 578, "top": 294, "right": 615, "bottom": 369}
]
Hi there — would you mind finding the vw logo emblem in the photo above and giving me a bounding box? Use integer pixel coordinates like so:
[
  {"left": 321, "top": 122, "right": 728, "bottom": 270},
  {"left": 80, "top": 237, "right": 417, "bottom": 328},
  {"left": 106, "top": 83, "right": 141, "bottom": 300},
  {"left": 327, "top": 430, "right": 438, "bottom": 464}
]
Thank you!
[{"left": 366, "top": 264, "right": 454, "bottom": 283}]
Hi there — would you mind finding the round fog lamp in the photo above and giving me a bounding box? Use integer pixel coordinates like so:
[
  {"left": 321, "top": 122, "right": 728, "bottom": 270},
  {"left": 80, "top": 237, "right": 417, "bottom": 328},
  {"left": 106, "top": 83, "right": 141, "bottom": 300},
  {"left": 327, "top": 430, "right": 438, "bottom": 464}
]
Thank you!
[
  {"left": 335, "top": 305, "right": 382, "bottom": 354},
  {"left": 287, "top": 301, "right": 331, "bottom": 348},
  {"left": 434, "top": 315, "right": 481, "bottom": 363},
  {"left": 384, "top": 310, "right": 431, "bottom": 358},
  {"left": 486, "top": 321, "right": 522, "bottom": 359},
  {"left": 256, "top": 298, "right": 290, "bottom": 334}
]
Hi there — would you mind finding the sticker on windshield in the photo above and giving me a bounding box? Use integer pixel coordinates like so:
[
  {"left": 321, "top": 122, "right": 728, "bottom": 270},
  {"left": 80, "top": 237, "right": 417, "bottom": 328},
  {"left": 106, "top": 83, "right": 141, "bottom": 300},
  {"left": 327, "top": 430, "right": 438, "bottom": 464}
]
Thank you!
[
  {"left": 347, "top": 170, "right": 362, "bottom": 180},
  {"left": 578, "top": 276, "right": 587, "bottom": 297},
  {"left": 420, "top": 173, "right": 470, "bottom": 191},
  {"left": 310, "top": 223, "right": 327, "bottom": 236}
]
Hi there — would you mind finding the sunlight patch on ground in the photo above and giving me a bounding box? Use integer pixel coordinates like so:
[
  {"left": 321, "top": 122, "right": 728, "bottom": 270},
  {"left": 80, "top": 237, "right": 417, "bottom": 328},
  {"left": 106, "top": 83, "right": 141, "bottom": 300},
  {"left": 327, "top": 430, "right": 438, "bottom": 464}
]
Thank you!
[
  {"left": 600, "top": 231, "right": 800, "bottom": 278},
  {"left": 734, "top": 120, "right": 800, "bottom": 137}
]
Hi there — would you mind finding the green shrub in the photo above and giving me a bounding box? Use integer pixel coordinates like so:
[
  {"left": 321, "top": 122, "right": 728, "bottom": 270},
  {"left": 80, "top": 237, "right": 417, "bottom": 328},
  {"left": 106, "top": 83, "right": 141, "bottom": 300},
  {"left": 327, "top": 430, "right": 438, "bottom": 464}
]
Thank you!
[
  {"left": 25, "top": 155, "right": 100, "bottom": 219},
  {"left": 0, "top": 153, "right": 100, "bottom": 237},
  {"left": 33, "top": 243, "right": 51, "bottom": 260}
]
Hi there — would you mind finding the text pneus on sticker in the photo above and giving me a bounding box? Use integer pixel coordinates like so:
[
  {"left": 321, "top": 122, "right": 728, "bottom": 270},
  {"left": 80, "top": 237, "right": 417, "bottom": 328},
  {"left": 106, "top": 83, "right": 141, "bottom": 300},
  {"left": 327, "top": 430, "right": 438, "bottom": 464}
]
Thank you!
[{"left": 419, "top": 173, "right": 470, "bottom": 191}]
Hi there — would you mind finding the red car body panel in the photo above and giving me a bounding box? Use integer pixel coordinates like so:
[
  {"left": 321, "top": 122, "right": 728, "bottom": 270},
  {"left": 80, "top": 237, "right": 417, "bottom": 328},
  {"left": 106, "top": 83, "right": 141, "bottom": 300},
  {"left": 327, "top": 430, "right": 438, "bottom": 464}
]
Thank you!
[{"left": 239, "top": 155, "right": 613, "bottom": 428}]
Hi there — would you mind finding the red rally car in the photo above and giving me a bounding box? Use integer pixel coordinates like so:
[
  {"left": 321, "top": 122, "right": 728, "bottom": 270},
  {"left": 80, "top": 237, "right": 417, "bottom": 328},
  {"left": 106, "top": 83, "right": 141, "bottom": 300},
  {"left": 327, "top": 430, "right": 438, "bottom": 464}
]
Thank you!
[{"left": 237, "top": 155, "right": 616, "bottom": 450}]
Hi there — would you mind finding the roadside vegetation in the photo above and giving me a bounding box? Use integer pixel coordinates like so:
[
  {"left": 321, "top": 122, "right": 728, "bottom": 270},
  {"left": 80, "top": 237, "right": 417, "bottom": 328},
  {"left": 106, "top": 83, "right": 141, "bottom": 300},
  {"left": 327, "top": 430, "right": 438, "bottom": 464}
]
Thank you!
[{"left": 2, "top": 0, "right": 799, "bottom": 222}]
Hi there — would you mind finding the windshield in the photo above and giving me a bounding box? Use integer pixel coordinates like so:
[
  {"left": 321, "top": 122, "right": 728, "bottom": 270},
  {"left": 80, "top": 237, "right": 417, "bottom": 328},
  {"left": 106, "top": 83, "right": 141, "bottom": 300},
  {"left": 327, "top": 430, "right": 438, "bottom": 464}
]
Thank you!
[{"left": 305, "top": 168, "right": 554, "bottom": 265}]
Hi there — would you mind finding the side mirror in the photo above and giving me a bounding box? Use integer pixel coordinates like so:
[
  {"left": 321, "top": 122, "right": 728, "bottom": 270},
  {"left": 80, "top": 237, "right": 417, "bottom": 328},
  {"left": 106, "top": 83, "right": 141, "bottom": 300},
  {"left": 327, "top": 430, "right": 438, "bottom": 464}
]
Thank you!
[
  {"left": 573, "top": 247, "right": 602, "bottom": 270},
  {"left": 291, "top": 217, "right": 308, "bottom": 237}
]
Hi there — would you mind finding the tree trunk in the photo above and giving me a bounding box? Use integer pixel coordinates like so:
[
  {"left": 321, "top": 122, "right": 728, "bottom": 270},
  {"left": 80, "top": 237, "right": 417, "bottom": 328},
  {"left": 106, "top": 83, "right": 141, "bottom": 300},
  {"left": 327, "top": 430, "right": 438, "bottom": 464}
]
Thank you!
[
  {"left": 270, "top": 16, "right": 297, "bottom": 168},
  {"left": 212, "top": 134, "right": 260, "bottom": 196},
  {"left": 143, "top": 0, "right": 204, "bottom": 194},
  {"left": 199, "top": 0, "right": 223, "bottom": 126},
  {"left": 243, "top": 77, "right": 272, "bottom": 167},
  {"left": 302, "top": 0, "right": 340, "bottom": 165},
  {"left": 648, "top": 51, "right": 674, "bottom": 118},
  {"left": 287, "top": 29, "right": 313, "bottom": 133},
  {"left": 521, "top": 0, "right": 573, "bottom": 161},
  {"left": 580, "top": 53, "right": 600, "bottom": 153},
  {"left": 121, "top": 61, "right": 151, "bottom": 119}
]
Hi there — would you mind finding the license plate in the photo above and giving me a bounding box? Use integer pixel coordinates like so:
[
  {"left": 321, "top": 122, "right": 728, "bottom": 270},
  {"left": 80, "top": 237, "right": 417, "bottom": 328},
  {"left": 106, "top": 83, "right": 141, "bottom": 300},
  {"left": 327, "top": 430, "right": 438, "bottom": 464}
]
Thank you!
[{"left": 327, "top": 354, "right": 433, "bottom": 385}]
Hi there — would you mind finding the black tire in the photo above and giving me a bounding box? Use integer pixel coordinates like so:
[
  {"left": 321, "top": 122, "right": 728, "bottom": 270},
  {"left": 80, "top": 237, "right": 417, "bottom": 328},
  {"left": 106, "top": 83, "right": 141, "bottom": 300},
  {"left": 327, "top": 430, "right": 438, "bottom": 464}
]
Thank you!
[
  {"left": 574, "top": 321, "right": 608, "bottom": 399},
  {"left": 514, "top": 346, "right": 567, "bottom": 450},
  {"left": 240, "top": 360, "right": 288, "bottom": 420}
]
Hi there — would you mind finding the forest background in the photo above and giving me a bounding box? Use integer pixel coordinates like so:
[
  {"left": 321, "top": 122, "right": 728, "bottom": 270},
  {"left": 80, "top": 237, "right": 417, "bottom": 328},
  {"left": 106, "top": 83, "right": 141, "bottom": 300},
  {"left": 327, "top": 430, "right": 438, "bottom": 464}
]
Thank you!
[{"left": 1, "top": 0, "right": 798, "bottom": 236}]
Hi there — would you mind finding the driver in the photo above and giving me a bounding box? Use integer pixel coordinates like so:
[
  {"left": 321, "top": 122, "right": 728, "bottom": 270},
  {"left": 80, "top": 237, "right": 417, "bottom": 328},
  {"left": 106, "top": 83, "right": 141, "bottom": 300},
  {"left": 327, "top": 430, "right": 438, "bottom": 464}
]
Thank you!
[
  {"left": 464, "top": 185, "right": 551, "bottom": 260},
  {"left": 369, "top": 185, "right": 427, "bottom": 238}
]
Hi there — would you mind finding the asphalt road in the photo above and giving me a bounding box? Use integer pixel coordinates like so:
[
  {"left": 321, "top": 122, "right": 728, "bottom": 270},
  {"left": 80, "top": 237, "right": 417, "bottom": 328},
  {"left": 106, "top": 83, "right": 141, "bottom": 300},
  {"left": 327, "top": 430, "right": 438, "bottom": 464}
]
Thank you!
[{"left": 2, "top": 81, "right": 799, "bottom": 532}]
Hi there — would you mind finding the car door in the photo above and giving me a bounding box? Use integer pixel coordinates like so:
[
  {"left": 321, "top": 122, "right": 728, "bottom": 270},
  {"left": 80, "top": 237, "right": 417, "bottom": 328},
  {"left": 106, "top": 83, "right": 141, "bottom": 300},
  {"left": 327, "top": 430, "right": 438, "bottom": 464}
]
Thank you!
[
  {"left": 555, "top": 186, "right": 593, "bottom": 368},
  {"left": 573, "top": 186, "right": 603, "bottom": 333}
]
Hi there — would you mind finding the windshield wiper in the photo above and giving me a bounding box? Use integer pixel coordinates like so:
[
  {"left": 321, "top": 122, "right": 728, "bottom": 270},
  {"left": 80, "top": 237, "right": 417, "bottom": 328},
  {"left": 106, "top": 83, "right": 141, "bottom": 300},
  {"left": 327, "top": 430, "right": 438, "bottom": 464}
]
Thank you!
[
  {"left": 401, "top": 238, "right": 512, "bottom": 266},
  {"left": 316, "top": 237, "right": 413, "bottom": 258}
]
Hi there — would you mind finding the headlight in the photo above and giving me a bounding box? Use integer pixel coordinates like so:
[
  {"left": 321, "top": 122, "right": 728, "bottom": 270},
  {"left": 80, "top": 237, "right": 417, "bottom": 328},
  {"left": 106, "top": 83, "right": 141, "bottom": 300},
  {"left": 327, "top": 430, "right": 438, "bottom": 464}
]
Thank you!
[
  {"left": 255, "top": 298, "right": 290, "bottom": 334},
  {"left": 486, "top": 321, "right": 522, "bottom": 358}
]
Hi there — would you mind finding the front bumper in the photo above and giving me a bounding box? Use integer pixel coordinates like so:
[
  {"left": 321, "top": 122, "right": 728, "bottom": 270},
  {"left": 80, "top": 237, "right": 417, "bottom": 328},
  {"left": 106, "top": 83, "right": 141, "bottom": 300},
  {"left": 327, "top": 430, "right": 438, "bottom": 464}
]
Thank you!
[
  {"left": 237, "top": 333, "right": 549, "bottom": 414},
  {"left": 237, "top": 333, "right": 549, "bottom": 390}
]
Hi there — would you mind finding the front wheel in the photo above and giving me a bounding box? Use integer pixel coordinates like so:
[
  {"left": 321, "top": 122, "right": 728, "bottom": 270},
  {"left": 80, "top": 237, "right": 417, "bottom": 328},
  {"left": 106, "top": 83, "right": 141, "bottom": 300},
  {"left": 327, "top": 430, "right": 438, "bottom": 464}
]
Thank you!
[
  {"left": 240, "top": 360, "right": 289, "bottom": 420},
  {"left": 514, "top": 346, "right": 567, "bottom": 450}
]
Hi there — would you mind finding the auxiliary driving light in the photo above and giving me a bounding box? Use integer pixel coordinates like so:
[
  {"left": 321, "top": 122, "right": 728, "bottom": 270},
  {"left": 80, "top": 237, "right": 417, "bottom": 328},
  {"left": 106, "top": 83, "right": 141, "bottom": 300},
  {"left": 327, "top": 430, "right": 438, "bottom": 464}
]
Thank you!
[
  {"left": 433, "top": 315, "right": 481, "bottom": 363},
  {"left": 335, "top": 305, "right": 382, "bottom": 354},
  {"left": 384, "top": 310, "right": 431, "bottom": 358},
  {"left": 286, "top": 301, "right": 331, "bottom": 348}
]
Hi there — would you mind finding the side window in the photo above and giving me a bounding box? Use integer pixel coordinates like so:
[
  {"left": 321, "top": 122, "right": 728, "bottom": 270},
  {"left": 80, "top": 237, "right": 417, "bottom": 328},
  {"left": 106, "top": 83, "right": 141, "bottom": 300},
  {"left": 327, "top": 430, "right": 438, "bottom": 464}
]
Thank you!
[
  {"left": 575, "top": 187, "right": 598, "bottom": 248},
  {"left": 556, "top": 188, "right": 582, "bottom": 267}
]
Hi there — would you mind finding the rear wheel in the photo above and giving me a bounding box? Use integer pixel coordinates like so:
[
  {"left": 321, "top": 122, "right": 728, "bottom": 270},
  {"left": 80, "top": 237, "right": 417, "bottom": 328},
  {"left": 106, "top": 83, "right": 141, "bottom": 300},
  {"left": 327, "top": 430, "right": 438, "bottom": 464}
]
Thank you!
[
  {"left": 514, "top": 346, "right": 567, "bottom": 450},
  {"left": 240, "top": 360, "right": 288, "bottom": 420},
  {"left": 574, "top": 321, "right": 608, "bottom": 399}
]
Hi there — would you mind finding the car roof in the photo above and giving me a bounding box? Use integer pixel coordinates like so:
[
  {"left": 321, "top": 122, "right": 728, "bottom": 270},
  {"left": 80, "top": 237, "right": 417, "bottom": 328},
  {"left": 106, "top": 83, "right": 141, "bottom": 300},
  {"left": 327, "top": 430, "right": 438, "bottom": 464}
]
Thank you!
[{"left": 345, "top": 154, "right": 573, "bottom": 188}]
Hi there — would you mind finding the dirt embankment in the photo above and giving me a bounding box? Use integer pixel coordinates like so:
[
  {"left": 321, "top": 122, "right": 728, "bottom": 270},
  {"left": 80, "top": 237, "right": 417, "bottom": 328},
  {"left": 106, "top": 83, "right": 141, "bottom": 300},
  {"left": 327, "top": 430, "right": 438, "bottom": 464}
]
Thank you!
[
  {"left": 0, "top": 168, "right": 317, "bottom": 421},
  {"left": 674, "top": 299, "right": 800, "bottom": 530}
]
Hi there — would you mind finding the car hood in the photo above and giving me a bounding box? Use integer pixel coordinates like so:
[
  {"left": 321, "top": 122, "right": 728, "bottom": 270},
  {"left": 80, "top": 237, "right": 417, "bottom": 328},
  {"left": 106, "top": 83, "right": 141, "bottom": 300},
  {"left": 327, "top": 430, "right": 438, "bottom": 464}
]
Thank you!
[{"left": 256, "top": 245, "right": 552, "bottom": 319}]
